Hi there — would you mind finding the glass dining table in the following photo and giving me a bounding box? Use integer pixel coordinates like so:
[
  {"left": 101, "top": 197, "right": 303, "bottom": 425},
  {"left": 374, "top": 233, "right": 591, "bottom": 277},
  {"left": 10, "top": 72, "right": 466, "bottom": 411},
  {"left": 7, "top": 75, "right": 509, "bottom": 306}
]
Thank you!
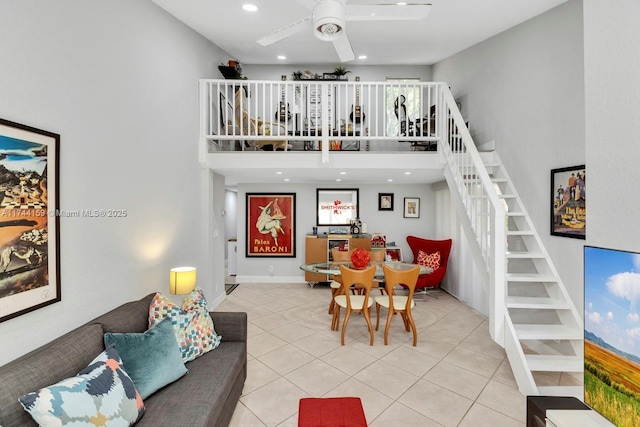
[{"left": 300, "top": 260, "right": 432, "bottom": 281}]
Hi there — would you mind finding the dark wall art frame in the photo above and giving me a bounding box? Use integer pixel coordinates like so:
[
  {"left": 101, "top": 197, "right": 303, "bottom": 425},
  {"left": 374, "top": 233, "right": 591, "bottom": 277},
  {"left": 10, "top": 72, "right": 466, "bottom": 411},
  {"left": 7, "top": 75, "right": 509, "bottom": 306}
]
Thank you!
[
  {"left": 316, "top": 188, "right": 359, "bottom": 226},
  {"left": 378, "top": 193, "right": 394, "bottom": 211},
  {"left": 551, "top": 164, "right": 586, "bottom": 239},
  {"left": 403, "top": 197, "right": 420, "bottom": 218},
  {"left": 246, "top": 193, "right": 296, "bottom": 257},
  {"left": 0, "top": 118, "right": 60, "bottom": 323}
]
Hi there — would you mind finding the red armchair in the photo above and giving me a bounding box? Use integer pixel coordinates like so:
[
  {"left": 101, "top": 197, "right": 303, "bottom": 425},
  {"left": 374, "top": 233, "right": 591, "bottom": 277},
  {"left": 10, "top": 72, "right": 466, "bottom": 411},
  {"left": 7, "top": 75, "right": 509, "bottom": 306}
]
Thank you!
[{"left": 405, "top": 236, "right": 453, "bottom": 291}]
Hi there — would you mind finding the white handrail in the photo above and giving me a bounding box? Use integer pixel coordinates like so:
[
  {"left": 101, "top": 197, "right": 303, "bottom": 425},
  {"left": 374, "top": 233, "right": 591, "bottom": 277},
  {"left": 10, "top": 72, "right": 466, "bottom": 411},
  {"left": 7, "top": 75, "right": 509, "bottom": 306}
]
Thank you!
[{"left": 438, "top": 84, "right": 507, "bottom": 346}]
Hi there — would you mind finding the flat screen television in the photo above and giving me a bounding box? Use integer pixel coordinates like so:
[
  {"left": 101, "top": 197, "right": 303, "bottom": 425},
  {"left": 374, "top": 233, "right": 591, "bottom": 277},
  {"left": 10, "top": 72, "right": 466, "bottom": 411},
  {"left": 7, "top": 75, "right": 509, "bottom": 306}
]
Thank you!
[{"left": 584, "top": 245, "right": 640, "bottom": 427}]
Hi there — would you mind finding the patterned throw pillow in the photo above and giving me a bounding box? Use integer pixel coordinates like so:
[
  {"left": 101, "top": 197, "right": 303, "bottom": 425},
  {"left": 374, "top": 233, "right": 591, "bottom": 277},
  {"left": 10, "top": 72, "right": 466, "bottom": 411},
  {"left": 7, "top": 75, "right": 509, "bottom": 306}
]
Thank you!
[
  {"left": 104, "top": 318, "right": 188, "bottom": 399},
  {"left": 417, "top": 250, "right": 441, "bottom": 270},
  {"left": 18, "top": 345, "right": 144, "bottom": 426},
  {"left": 148, "top": 288, "right": 222, "bottom": 363}
]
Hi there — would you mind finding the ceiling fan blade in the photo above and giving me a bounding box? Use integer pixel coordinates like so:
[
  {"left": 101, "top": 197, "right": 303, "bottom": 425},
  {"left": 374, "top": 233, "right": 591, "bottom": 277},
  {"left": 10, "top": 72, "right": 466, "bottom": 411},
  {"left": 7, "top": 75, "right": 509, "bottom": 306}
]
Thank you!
[
  {"left": 256, "top": 16, "right": 312, "bottom": 46},
  {"left": 346, "top": 4, "right": 431, "bottom": 21},
  {"left": 296, "top": 0, "right": 318, "bottom": 10},
  {"left": 333, "top": 33, "right": 355, "bottom": 62}
]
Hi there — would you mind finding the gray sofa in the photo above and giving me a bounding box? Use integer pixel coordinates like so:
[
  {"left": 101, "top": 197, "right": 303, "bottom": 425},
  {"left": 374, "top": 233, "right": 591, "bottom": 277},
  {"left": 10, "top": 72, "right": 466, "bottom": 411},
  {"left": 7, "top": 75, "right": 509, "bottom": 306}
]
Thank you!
[{"left": 0, "top": 293, "right": 247, "bottom": 427}]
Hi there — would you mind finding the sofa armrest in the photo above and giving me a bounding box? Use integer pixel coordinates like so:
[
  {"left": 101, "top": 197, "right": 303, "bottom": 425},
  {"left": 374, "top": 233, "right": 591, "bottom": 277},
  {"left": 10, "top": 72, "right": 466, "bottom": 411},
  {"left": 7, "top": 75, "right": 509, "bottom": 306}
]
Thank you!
[{"left": 210, "top": 312, "right": 247, "bottom": 343}]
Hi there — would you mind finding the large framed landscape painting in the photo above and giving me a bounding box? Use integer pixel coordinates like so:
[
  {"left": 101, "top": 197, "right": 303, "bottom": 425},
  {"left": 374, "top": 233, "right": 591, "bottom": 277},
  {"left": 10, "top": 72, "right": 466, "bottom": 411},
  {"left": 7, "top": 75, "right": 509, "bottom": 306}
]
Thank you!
[
  {"left": 246, "top": 193, "right": 296, "bottom": 257},
  {"left": 584, "top": 246, "right": 640, "bottom": 427},
  {"left": 551, "top": 164, "right": 586, "bottom": 239},
  {"left": 0, "top": 118, "right": 60, "bottom": 323}
]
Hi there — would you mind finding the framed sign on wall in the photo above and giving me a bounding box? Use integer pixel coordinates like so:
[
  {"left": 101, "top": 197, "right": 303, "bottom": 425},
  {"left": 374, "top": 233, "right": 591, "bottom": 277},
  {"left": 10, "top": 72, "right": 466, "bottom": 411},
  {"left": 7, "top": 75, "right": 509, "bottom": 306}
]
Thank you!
[
  {"left": 246, "top": 193, "right": 296, "bottom": 257},
  {"left": 0, "top": 118, "right": 60, "bottom": 323},
  {"left": 316, "top": 188, "right": 359, "bottom": 226}
]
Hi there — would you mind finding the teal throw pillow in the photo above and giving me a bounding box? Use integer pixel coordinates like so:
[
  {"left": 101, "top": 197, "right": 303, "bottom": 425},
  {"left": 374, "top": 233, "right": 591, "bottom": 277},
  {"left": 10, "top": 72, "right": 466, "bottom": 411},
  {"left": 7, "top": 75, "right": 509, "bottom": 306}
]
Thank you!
[
  {"left": 18, "top": 345, "right": 145, "bottom": 426},
  {"left": 104, "top": 318, "right": 188, "bottom": 399}
]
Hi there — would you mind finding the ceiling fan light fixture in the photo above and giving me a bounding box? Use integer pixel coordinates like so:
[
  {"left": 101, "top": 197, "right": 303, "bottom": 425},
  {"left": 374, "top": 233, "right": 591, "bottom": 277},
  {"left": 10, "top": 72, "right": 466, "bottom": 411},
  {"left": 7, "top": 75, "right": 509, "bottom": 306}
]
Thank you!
[{"left": 313, "top": 0, "right": 345, "bottom": 41}]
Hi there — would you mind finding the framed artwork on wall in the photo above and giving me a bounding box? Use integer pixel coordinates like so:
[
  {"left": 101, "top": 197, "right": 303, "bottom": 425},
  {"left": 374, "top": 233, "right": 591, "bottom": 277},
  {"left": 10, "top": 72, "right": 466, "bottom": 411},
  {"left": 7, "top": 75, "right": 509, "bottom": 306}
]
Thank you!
[
  {"left": 316, "top": 188, "right": 359, "bottom": 226},
  {"left": 0, "top": 118, "right": 60, "bottom": 323},
  {"left": 378, "top": 193, "right": 394, "bottom": 211},
  {"left": 550, "top": 165, "right": 585, "bottom": 239},
  {"left": 403, "top": 197, "right": 420, "bottom": 218},
  {"left": 246, "top": 193, "right": 296, "bottom": 257}
]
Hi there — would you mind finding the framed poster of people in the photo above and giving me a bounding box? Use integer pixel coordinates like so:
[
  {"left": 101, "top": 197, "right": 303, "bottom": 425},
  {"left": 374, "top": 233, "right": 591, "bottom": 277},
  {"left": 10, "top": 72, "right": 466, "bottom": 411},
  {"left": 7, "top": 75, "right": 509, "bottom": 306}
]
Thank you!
[
  {"left": 551, "top": 165, "right": 585, "bottom": 239},
  {"left": 246, "top": 193, "right": 296, "bottom": 257},
  {"left": 0, "top": 118, "right": 60, "bottom": 323}
]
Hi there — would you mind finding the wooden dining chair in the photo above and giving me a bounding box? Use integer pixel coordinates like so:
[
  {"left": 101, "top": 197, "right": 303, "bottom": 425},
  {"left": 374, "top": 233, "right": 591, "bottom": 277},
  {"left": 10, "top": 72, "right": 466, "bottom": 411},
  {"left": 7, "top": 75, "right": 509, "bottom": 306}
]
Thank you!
[
  {"left": 368, "top": 249, "right": 386, "bottom": 294},
  {"left": 328, "top": 248, "right": 353, "bottom": 314},
  {"left": 374, "top": 265, "right": 421, "bottom": 345},
  {"left": 331, "top": 265, "right": 376, "bottom": 346}
]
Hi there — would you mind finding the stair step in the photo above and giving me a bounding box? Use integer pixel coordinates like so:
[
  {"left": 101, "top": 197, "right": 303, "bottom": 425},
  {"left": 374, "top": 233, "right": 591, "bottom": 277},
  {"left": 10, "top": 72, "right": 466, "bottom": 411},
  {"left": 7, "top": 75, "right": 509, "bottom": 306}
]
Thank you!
[
  {"left": 499, "top": 194, "right": 516, "bottom": 199},
  {"left": 506, "top": 230, "right": 534, "bottom": 236},
  {"left": 507, "top": 273, "right": 557, "bottom": 282},
  {"left": 505, "top": 211, "right": 525, "bottom": 217},
  {"left": 526, "top": 354, "right": 583, "bottom": 372},
  {"left": 507, "top": 296, "right": 571, "bottom": 309},
  {"left": 514, "top": 324, "right": 583, "bottom": 340},
  {"left": 536, "top": 386, "right": 583, "bottom": 399},
  {"left": 506, "top": 251, "right": 545, "bottom": 259}
]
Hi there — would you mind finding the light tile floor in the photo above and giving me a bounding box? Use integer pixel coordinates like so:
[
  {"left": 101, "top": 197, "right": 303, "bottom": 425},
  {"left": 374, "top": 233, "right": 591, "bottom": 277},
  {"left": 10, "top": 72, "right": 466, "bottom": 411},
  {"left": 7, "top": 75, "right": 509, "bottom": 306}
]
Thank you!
[{"left": 216, "top": 282, "right": 526, "bottom": 427}]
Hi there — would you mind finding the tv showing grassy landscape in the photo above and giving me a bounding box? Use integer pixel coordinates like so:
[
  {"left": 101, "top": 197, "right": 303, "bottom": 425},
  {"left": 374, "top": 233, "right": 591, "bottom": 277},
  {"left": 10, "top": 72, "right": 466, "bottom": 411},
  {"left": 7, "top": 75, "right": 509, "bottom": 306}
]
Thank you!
[{"left": 584, "top": 245, "right": 640, "bottom": 427}]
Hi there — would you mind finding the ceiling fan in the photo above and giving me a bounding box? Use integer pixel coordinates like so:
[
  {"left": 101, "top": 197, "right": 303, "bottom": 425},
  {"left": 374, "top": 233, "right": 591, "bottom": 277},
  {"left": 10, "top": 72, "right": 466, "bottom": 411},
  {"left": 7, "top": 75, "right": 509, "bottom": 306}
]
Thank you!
[{"left": 256, "top": 0, "right": 432, "bottom": 62}]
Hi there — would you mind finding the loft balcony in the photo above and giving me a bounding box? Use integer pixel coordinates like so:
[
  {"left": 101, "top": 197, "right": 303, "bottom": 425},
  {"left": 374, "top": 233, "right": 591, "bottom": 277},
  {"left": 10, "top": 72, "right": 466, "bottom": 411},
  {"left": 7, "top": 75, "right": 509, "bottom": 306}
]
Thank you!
[{"left": 199, "top": 79, "right": 452, "bottom": 155}]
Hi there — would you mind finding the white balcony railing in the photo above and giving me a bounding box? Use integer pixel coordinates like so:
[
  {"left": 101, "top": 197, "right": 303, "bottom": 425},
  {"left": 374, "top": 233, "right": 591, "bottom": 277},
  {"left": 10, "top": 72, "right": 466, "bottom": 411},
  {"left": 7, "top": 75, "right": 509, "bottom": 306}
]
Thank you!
[{"left": 199, "top": 79, "right": 443, "bottom": 152}]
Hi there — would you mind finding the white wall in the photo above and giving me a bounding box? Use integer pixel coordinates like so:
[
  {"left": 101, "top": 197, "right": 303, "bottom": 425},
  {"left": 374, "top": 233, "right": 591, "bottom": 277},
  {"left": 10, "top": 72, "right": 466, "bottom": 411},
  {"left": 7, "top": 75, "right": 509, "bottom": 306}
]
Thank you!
[
  {"left": 0, "top": 0, "right": 229, "bottom": 366},
  {"left": 584, "top": 0, "right": 640, "bottom": 252},
  {"left": 235, "top": 183, "right": 433, "bottom": 282},
  {"left": 432, "top": 0, "right": 586, "bottom": 311}
]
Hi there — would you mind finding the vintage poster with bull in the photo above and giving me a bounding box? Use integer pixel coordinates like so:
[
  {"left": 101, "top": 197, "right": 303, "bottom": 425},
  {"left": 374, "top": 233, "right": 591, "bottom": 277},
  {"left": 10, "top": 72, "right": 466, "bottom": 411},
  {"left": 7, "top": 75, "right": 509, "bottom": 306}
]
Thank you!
[
  {"left": 246, "top": 193, "right": 296, "bottom": 257},
  {"left": 0, "top": 118, "right": 60, "bottom": 323}
]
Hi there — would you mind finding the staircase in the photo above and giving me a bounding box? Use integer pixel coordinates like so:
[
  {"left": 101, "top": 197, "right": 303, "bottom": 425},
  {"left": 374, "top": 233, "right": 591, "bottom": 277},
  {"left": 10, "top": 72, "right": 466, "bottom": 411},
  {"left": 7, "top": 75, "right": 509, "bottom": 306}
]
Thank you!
[{"left": 438, "top": 86, "right": 583, "bottom": 397}]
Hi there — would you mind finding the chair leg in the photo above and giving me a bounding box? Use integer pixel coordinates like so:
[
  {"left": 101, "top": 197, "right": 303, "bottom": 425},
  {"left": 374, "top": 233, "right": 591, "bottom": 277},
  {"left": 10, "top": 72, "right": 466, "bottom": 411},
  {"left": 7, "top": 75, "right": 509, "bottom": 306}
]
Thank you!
[
  {"left": 328, "top": 288, "right": 338, "bottom": 314},
  {"left": 383, "top": 310, "right": 394, "bottom": 345},
  {"left": 375, "top": 303, "right": 381, "bottom": 331},
  {"left": 362, "top": 308, "right": 374, "bottom": 346},
  {"left": 400, "top": 312, "right": 410, "bottom": 331},
  {"left": 331, "top": 306, "right": 340, "bottom": 331},
  {"left": 341, "top": 309, "right": 352, "bottom": 345},
  {"left": 406, "top": 309, "right": 418, "bottom": 346}
]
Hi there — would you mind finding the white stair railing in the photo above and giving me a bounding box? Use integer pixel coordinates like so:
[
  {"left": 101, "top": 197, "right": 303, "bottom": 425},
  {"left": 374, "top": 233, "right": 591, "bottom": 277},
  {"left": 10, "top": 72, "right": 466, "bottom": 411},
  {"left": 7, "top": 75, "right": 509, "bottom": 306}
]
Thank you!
[
  {"left": 437, "top": 85, "right": 507, "bottom": 346},
  {"left": 438, "top": 84, "right": 583, "bottom": 397}
]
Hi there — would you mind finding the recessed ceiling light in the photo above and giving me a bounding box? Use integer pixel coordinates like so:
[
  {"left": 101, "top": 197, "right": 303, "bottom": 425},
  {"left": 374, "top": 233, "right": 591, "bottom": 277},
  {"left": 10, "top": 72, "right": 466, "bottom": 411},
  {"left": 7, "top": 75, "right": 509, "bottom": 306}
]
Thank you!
[
  {"left": 404, "top": 171, "right": 411, "bottom": 175},
  {"left": 242, "top": 4, "right": 258, "bottom": 12},
  {"left": 336, "top": 179, "right": 342, "bottom": 182},
  {"left": 397, "top": 2, "right": 408, "bottom": 5},
  {"left": 276, "top": 171, "right": 282, "bottom": 175},
  {"left": 284, "top": 178, "right": 290, "bottom": 182},
  {"left": 340, "top": 171, "right": 347, "bottom": 175},
  {"left": 387, "top": 179, "right": 393, "bottom": 182},
  {"left": 277, "top": 55, "right": 286, "bottom": 60},
  {"left": 358, "top": 55, "right": 367, "bottom": 60}
]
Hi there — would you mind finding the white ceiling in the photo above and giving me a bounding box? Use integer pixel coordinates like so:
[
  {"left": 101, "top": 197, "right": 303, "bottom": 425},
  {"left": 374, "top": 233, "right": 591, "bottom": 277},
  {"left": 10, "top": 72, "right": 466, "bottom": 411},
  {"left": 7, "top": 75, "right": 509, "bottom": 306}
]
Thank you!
[
  {"left": 151, "top": 0, "right": 566, "bottom": 65},
  {"left": 151, "top": 0, "right": 566, "bottom": 186}
]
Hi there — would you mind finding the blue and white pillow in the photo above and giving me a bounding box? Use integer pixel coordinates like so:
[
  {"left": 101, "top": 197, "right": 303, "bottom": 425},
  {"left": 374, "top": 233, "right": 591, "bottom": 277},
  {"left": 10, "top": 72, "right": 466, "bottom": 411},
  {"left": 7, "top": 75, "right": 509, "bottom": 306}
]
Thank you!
[{"left": 18, "top": 345, "right": 145, "bottom": 426}]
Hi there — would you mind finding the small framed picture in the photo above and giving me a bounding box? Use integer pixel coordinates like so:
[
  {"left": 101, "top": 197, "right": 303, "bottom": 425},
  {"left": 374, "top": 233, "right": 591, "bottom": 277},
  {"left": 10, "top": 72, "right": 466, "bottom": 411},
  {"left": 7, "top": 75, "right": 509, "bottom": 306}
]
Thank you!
[
  {"left": 378, "top": 193, "right": 394, "bottom": 211},
  {"left": 403, "top": 197, "right": 420, "bottom": 218},
  {"left": 550, "top": 165, "right": 586, "bottom": 239}
]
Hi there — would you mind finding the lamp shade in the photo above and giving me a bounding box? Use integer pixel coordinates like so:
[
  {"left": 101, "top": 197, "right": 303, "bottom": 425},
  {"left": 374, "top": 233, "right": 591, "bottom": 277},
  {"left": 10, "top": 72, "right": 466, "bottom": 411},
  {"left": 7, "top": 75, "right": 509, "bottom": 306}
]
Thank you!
[{"left": 169, "top": 267, "right": 197, "bottom": 295}]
